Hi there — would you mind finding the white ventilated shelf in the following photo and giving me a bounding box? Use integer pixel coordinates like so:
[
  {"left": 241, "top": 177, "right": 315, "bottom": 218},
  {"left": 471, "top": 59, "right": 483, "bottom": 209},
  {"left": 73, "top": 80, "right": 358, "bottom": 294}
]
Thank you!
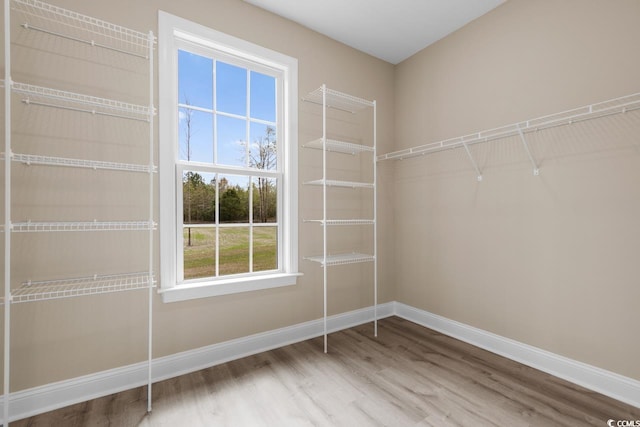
[
  {"left": 304, "top": 219, "right": 374, "bottom": 226},
  {"left": 11, "top": 153, "right": 157, "bottom": 173},
  {"left": 304, "top": 87, "right": 374, "bottom": 113},
  {"left": 11, "top": 272, "right": 155, "bottom": 303},
  {"left": 304, "top": 179, "right": 374, "bottom": 189},
  {"left": 12, "top": 81, "right": 154, "bottom": 122},
  {"left": 303, "top": 138, "right": 373, "bottom": 155},
  {"left": 11, "top": 220, "right": 156, "bottom": 232},
  {"left": 378, "top": 92, "right": 640, "bottom": 161},
  {"left": 11, "top": 0, "right": 154, "bottom": 58},
  {"left": 4, "top": 0, "right": 157, "bottom": 415},
  {"left": 305, "top": 253, "right": 375, "bottom": 267}
]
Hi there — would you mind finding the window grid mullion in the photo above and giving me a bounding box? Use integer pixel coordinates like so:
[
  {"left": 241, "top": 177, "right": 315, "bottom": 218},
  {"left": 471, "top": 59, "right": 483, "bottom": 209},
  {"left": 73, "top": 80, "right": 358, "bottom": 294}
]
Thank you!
[
  {"left": 177, "top": 52, "right": 284, "bottom": 283},
  {"left": 249, "top": 176, "right": 254, "bottom": 273},
  {"left": 213, "top": 61, "right": 219, "bottom": 277},
  {"left": 179, "top": 103, "right": 275, "bottom": 126},
  {"left": 215, "top": 172, "right": 220, "bottom": 277},
  {"left": 213, "top": 59, "right": 218, "bottom": 165},
  {"left": 246, "top": 69, "right": 251, "bottom": 170},
  {"left": 247, "top": 69, "right": 253, "bottom": 273}
]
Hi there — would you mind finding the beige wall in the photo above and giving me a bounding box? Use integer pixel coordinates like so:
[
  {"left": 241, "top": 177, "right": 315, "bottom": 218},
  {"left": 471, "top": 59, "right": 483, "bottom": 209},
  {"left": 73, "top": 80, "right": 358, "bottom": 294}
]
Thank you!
[
  {"left": 5, "top": 0, "right": 640, "bottom": 396},
  {"left": 4, "top": 0, "right": 395, "bottom": 390},
  {"left": 392, "top": 0, "right": 640, "bottom": 380}
]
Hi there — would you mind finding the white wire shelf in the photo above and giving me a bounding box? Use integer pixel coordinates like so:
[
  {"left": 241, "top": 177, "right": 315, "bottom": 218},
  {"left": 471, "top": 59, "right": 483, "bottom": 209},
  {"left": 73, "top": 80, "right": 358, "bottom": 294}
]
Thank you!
[
  {"left": 11, "top": 272, "right": 156, "bottom": 303},
  {"left": 11, "top": 220, "right": 157, "bottom": 232},
  {"left": 11, "top": 153, "right": 157, "bottom": 173},
  {"left": 378, "top": 92, "right": 640, "bottom": 161},
  {"left": 303, "top": 138, "right": 373, "bottom": 155},
  {"left": 303, "top": 86, "right": 374, "bottom": 113},
  {"left": 303, "top": 179, "right": 374, "bottom": 189},
  {"left": 304, "top": 219, "right": 375, "bottom": 226},
  {"left": 11, "top": 0, "right": 154, "bottom": 58},
  {"left": 12, "top": 81, "right": 154, "bottom": 122},
  {"left": 305, "top": 253, "right": 375, "bottom": 267}
]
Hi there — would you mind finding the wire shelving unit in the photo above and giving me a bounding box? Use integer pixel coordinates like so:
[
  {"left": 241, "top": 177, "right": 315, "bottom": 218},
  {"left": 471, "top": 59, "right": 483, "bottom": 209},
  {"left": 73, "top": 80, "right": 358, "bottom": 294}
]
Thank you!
[
  {"left": 11, "top": 153, "right": 157, "bottom": 173},
  {"left": 10, "top": 0, "right": 152, "bottom": 58},
  {"left": 304, "top": 253, "right": 376, "bottom": 267},
  {"left": 303, "top": 138, "right": 374, "bottom": 155},
  {"left": 13, "top": 82, "right": 153, "bottom": 122},
  {"left": 377, "top": 92, "right": 640, "bottom": 180},
  {"left": 3, "top": 0, "right": 156, "bottom": 422},
  {"left": 303, "top": 86, "right": 375, "bottom": 113},
  {"left": 11, "top": 221, "right": 156, "bottom": 232},
  {"left": 303, "top": 179, "right": 374, "bottom": 189},
  {"left": 12, "top": 273, "right": 156, "bottom": 303},
  {"left": 302, "top": 84, "right": 377, "bottom": 354},
  {"left": 304, "top": 219, "right": 375, "bottom": 226}
]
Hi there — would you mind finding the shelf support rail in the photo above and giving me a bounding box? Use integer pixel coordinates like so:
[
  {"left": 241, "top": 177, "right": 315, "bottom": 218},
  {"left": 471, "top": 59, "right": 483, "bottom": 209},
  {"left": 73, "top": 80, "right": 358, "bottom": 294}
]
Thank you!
[
  {"left": 146, "top": 29, "right": 154, "bottom": 414},
  {"left": 3, "top": 0, "right": 12, "bottom": 422},
  {"left": 322, "top": 84, "right": 328, "bottom": 354},
  {"left": 460, "top": 138, "right": 483, "bottom": 182},
  {"left": 517, "top": 125, "right": 540, "bottom": 176}
]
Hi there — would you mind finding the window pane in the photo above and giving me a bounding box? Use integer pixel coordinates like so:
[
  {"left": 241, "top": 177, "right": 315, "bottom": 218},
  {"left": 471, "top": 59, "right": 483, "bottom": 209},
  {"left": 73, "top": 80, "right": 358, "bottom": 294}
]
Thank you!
[
  {"left": 216, "top": 61, "right": 246, "bottom": 116},
  {"left": 179, "top": 108, "right": 213, "bottom": 163},
  {"left": 250, "top": 71, "right": 276, "bottom": 122},
  {"left": 183, "top": 227, "right": 216, "bottom": 280},
  {"left": 249, "top": 123, "right": 277, "bottom": 171},
  {"left": 219, "top": 227, "right": 250, "bottom": 276},
  {"left": 178, "top": 50, "right": 213, "bottom": 110},
  {"left": 219, "top": 175, "right": 249, "bottom": 224},
  {"left": 253, "top": 226, "right": 277, "bottom": 272},
  {"left": 216, "top": 115, "right": 246, "bottom": 167},
  {"left": 252, "top": 177, "right": 277, "bottom": 223},
  {"left": 183, "top": 171, "right": 216, "bottom": 224}
]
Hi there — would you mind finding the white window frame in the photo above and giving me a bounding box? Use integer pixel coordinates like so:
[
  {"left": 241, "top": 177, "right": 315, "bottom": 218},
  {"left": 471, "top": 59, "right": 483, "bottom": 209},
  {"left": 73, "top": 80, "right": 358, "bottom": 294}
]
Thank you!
[{"left": 158, "top": 11, "right": 299, "bottom": 303}]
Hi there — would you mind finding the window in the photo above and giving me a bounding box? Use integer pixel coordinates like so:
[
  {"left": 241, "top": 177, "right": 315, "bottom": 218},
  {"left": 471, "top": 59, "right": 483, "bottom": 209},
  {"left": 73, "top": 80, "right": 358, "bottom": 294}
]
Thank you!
[{"left": 158, "top": 12, "right": 299, "bottom": 302}]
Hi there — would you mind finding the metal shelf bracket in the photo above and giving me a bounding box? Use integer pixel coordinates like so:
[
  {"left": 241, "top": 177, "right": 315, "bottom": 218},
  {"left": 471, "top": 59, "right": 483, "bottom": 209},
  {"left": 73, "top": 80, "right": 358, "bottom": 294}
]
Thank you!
[
  {"left": 517, "top": 125, "right": 540, "bottom": 176},
  {"left": 461, "top": 139, "right": 483, "bottom": 182}
]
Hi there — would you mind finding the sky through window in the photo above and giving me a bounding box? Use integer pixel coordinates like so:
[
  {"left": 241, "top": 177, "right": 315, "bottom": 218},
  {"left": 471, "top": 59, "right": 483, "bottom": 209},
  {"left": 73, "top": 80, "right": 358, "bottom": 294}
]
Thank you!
[{"left": 178, "top": 49, "right": 277, "bottom": 174}]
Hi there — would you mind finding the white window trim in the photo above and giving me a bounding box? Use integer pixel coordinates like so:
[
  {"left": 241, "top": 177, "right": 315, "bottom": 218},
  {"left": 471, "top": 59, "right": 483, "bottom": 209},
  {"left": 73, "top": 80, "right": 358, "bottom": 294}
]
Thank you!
[{"left": 158, "top": 11, "right": 300, "bottom": 303}]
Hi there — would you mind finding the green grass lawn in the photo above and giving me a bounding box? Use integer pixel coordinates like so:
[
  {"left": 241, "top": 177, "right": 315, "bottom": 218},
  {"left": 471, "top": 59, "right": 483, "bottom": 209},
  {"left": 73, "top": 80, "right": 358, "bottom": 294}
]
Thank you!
[{"left": 183, "top": 227, "right": 277, "bottom": 279}]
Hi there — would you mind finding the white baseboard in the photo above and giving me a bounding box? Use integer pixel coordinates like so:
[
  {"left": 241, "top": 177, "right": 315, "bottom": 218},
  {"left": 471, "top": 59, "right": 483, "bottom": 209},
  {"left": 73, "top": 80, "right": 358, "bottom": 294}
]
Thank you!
[
  {"left": 3, "top": 300, "right": 639, "bottom": 423},
  {"left": 2, "top": 302, "right": 395, "bottom": 423},
  {"left": 393, "top": 301, "right": 640, "bottom": 409}
]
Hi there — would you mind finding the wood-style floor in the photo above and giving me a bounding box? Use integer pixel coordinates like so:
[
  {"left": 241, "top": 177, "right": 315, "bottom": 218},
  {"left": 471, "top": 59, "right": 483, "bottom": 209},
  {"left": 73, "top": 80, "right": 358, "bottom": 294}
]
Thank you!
[{"left": 13, "top": 317, "right": 640, "bottom": 426}]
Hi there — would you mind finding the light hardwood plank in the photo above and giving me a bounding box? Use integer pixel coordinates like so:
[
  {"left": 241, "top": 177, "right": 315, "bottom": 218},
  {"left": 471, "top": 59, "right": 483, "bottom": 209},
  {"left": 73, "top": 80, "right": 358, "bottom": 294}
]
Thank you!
[{"left": 12, "top": 317, "right": 640, "bottom": 426}]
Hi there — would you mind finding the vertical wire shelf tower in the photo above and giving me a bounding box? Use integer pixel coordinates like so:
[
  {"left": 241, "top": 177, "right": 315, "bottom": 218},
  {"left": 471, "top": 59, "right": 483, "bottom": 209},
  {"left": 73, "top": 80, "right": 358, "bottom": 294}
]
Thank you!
[
  {"left": 303, "top": 84, "right": 377, "bottom": 353},
  {"left": 2, "top": 0, "right": 156, "bottom": 422}
]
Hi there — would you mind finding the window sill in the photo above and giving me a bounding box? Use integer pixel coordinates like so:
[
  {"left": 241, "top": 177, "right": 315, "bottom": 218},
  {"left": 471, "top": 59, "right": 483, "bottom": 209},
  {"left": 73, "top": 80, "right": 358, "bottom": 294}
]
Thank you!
[{"left": 158, "top": 272, "right": 303, "bottom": 303}]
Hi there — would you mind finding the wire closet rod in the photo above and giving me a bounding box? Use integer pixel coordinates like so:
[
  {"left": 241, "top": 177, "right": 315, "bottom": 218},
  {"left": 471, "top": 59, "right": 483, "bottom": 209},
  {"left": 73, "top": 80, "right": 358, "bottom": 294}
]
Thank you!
[
  {"left": 378, "top": 92, "right": 640, "bottom": 162},
  {"left": 20, "top": 23, "right": 150, "bottom": 59}
]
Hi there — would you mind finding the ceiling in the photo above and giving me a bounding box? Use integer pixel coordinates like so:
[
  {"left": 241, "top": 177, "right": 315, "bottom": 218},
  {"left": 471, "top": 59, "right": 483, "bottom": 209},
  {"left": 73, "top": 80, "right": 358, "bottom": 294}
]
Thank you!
[{"left": 243, "top": 0, "right": 506, "bottom": 64}]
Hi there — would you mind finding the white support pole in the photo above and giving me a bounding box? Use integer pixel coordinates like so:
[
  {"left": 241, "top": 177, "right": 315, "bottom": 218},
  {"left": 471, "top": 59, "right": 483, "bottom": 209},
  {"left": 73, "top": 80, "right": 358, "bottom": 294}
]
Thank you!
[
  {"left": 517, "top": 125, "right": 540, "bottom": 176},
  {"left": 460, "top": 140, "right": 483, "bottom": 182},
  {"left": 372, "top": 100, "right": 377, "bottom": 338},
  {"left": 146, "top": 30, "right": 154, "bottom": 414},
  {"left": 4, "top": 0, "right": 12, "bottom": 422},
  {"left": 322, "top": 84, "right": 328, "bottom": 354}
]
